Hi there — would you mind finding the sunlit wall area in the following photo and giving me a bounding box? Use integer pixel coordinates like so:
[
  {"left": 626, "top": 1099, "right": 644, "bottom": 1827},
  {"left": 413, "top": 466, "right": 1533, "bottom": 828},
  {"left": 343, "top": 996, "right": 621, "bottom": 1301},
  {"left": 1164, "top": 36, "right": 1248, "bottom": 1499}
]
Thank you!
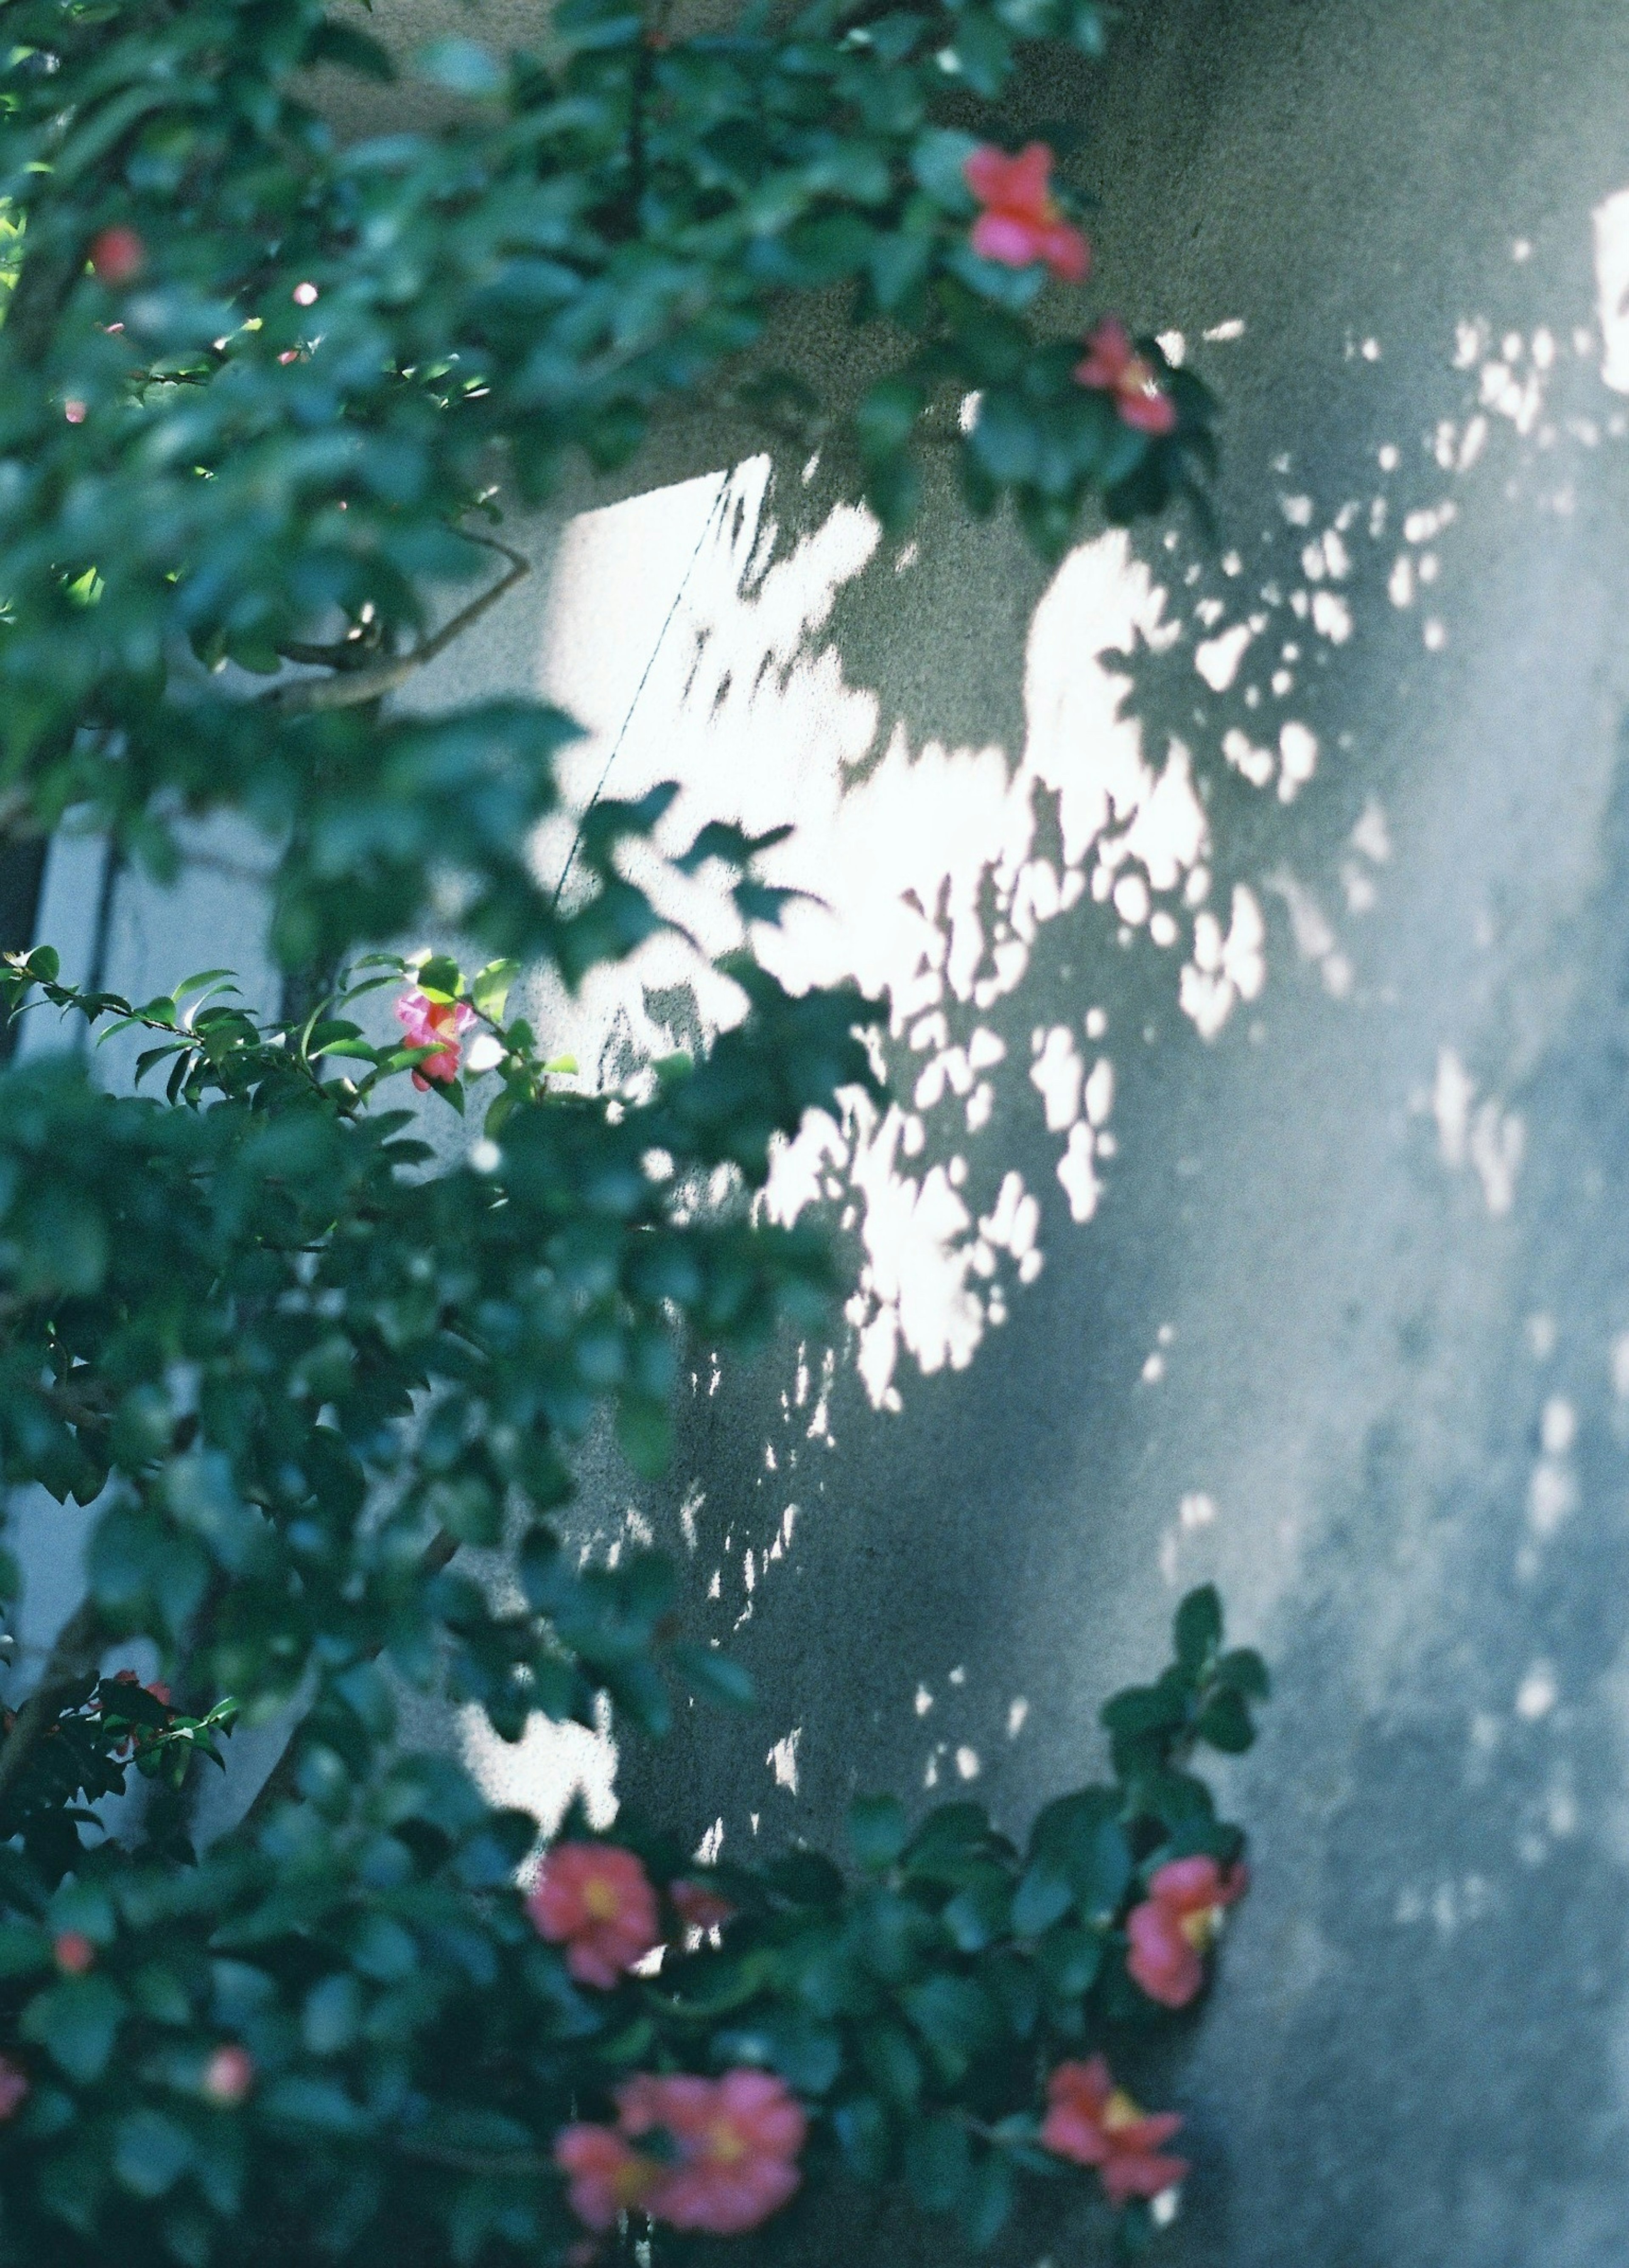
[
  {"left": 457, "top": 3, "right": 1629, "bottom": 2262},
  {"left": 18, "top": 0, "right": 1629, "bottom": 2256}
]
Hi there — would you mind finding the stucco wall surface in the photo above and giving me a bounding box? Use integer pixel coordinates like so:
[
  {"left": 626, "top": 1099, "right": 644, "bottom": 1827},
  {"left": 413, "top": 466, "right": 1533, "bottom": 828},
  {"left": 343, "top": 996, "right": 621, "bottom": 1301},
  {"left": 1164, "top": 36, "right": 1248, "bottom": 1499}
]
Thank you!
[
  {"left": 19, "top": 1, "right": 1629, "bottom": 2260},
  {"left": 525, "top": 6, "right": 1629, "bottom": 2262}
]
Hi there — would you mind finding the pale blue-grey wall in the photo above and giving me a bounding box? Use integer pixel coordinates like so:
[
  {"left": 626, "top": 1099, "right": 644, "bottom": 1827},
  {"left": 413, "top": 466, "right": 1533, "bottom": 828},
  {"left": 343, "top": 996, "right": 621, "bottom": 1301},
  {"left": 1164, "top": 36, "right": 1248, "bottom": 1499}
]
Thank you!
[{"left": 20, "top": 2, "right": 1629, "bottom": 2260}]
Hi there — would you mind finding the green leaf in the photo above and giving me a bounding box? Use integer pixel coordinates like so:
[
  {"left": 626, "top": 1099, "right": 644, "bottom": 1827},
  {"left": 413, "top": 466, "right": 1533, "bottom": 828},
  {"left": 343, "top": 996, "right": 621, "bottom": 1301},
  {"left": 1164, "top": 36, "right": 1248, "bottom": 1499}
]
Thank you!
[
  {"left": 1101, "top": 1682, "right": 1187, "bottom": 1742},
  {"left": 715, "top": 2013, "right": 842, "bottom": 2094},
  {"left": 969, "top": 391, "right": 1039, "bottom": 485},
  {"left": 414, "top": 955, "right": 462, "bottom": 1000},
  {"left": 947, "top": 8, "right": 1012, "bottom": 93},
  {"left": 964, "top": 2150, "right": 1015, "bottom": 2248},
  {"left": 900, "top": 1974, "right": 997, "bottom": 2080},
  {"left": 616, "top": 1395, "right": 672, "bottom": 1479},
  {"left": 940, "top": 1871, "right": 1011, "bottom": 1952},
  {"left": 114, "top": 2108, "right": 196, "bottom": 2198},
  {"left": 832, "top": 2092, "right": 891, "bottom": 2180},
  {"left": 860, "top": 2020, "right": 922, "bottom": 2108},
  {"left": 855, "top": 375, "right": 925, "bottom": 464},
  {"left": 669, "top": 1642, "right": 755, "bottom": 1711},
  {"left": 904, "top": 2111, "right": 971, "bottom": 2213},
  {"left": 21, "top": 1975, "right": 125, "bottom": 2082},
  {"left": 910, "top": 127, "right": 980, "bottom": 208},
  {"left": 0, "top": 1922, "right": 49, "bottom": 1978},
  {"left": 1034, "top": 1923, "right": 1102, "bottom": 1999},
  {"left": 848, "top": 1792, "right": 909, "bottom": 1871},
  {"left": 1195, "top": 1688, "right": 1255, "bottom": 1753},
  {"left": 470, "top": 960, "right": 520, "bottom": 1021},
  {"left": 1174, "top": 1583, "right": 1223, "bottom": 1676},
  {"left": 415, "top": 36, "right": 504, "bottom": 94},
  {"left": 1216, "top": 1646, "right": 1271, "bottom": 1700},
  {"left": 1010, "top": 1859, "right": 1072, "bottom": 1938}
]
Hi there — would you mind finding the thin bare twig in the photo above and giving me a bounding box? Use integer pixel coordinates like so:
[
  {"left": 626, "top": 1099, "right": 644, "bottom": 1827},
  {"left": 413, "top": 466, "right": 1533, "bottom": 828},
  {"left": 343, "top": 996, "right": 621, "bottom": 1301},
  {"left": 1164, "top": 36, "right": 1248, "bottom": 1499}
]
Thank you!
[
  {"left": 234, "top": 1526, "right": 464, "bottom": 1834},
  {"left": 256, "top": 535, "right": 531, "bottom": 718}
]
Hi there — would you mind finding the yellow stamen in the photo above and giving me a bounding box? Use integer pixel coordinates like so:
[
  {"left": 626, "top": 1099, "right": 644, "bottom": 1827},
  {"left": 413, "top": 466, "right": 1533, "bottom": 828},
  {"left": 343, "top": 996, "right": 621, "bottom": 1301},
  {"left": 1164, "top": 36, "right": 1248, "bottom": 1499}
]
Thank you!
[
  {"left": 1179, "top": 1906, "right": 1218, "bottom": 1952},
  {"left": 1103, "top": 2089, "right": 1145, "bottom": 2132},
  {"left": 613, "top": 2157, "right": 658, "bottom": 2207},
  {"left": 705, "top": 2120, "right": 748, "bottom": 2165},
  {"left": 582, "top": 1877, "right": 622, "bottom": 1922}
]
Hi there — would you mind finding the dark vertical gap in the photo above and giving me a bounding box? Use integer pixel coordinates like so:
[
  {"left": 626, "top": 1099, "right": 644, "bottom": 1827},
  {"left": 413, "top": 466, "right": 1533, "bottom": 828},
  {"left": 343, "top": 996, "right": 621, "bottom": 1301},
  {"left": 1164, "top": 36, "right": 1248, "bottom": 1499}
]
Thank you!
[
  {"left": 83, "top": 838, "right": 121, "bottom": 1004},
  {"left": 0, "top": 838, "right": 50, "bottom": 1064}
]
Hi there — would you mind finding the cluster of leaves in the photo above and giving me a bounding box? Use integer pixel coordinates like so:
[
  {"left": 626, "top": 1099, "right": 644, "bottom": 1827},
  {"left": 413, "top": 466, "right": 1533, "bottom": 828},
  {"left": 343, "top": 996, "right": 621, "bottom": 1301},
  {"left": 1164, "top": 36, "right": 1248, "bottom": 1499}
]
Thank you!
[
  {"left": 0, "top": 0, "right": 1215, "bottom": 909},
  {"left": 0, "top": 943, "right": 875, "bottom": 1746},
  {"left": 0, "top": 1588, "right": 1263, "bottom": 2267},
  {"left": 0, "top": 0, "right": 1256, "bottom": 2261},
  {"left": 0, "top": 1673, "right": 237, "bottom": 1885},
  {"left": 654, "top": 1585, "right": 1267, "bottom": 2259}
]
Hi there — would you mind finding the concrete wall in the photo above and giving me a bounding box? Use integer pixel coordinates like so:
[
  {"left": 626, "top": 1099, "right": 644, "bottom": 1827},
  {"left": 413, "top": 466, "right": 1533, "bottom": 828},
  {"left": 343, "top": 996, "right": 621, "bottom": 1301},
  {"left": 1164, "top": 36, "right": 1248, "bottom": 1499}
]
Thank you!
[{"left": 21, "top": 0, "right": 1629, "bottom": 2258}]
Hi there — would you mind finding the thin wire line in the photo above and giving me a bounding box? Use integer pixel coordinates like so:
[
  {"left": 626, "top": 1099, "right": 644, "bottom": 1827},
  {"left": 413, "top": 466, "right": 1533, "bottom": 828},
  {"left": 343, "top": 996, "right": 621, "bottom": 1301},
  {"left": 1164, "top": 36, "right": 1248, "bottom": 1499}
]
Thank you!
[{"left": 550, "top": 474, "right": 733, "bottom": 908}]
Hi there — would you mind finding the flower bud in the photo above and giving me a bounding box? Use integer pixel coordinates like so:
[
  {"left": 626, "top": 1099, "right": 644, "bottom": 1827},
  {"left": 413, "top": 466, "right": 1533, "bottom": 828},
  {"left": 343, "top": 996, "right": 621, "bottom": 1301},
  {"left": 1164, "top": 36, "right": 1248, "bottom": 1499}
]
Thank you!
[
  {"left": 201, "top": 2043, "right": 255, "bottom": 2106},
  {"left": 89, "top": 227, "right": 146, "bottom": 285}
]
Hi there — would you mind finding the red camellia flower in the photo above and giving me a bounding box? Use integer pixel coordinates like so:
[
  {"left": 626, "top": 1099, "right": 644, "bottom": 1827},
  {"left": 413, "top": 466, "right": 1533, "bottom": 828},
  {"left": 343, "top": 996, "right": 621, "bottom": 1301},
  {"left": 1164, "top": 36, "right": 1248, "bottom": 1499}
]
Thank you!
[
  {"left": 963, "top": 143, "right": 1090, "bottom": 283},
  {"left": 1125, "top": 1854, "right": 1249, "bottom": 2009},
  {"left": 619, "top": 2070, "right": 807, "bottom": 2235},
  {"left": 53, "top": 1931, "right": 95, "bottom": 1976},
  {"left": 1040, "top": 2056, "right": 1188, "bottom": 2207},
  {"left": 201, "top": 2043, "right": 255, "bottom": 2106},
  {"left": 669, "top": 1876, "right": 736, "bottom": 1937},
  {"left": 0, "top": 2056, "right": 28, "bottom": 2121},
  {"left": 526, "top": 1842, "right": 661, "bottom": 1989},
  {"left": 554, "top": 2123, "right": 662, "bottom": 2230},
  {"left": 555, "top": 2071, "right": 807, "bottom": 2239},
  {"left": 88, "top": 226, "right": 146, "bottom": 285},
  {"left": 1072, "top": 316, "right": 1178, "bottom": 435},
  {"left": 394, "top": 987, "right": 476, "bottom": 1090}
]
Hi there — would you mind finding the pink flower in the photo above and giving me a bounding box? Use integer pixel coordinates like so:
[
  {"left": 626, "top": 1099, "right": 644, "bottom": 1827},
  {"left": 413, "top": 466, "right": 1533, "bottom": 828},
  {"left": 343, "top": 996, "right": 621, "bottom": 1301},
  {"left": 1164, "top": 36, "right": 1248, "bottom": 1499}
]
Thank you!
[
  {"left": 554, "top": 2122, "right": 661, "bottom": 2230},
  {"left": 53, "top": 1932, "right": 95, "bottom": 1976},
  {"left": 526, "top": 1843, "right": 661, "bottom": 1990},
  {"left": 89, "top": 226, "right": 146, "bottom": 285},
  {"left": 89, "top": 225, "right": 145, "bottom": 286},
  {"left": 963, "top": 143, "right": 1090, "bottom": 283},
  {"left": 1072, "top": 316, "right": 1178, "bottom": 435},
  {"left": 394, "top": 987, "right": 475, "bottom": 1090},
  {"left": 0, "top": 2056, "right": 28, "bottom": 2120},
  {"left": 201, "top": 2043, "right": 255, "bottom": 2106},
  {"left": 669, "top": 1876, "right": 736, "bottom": 1937},
  {"left": 1040, "top": 2056, "right": 1188, "bottom": 2207},
  {"left": 1125, "top": 1854, "right": 1249, "bottom": 2009},
  {"left": 618, "top": 2069, "right": 806, "bottom": 2235}
]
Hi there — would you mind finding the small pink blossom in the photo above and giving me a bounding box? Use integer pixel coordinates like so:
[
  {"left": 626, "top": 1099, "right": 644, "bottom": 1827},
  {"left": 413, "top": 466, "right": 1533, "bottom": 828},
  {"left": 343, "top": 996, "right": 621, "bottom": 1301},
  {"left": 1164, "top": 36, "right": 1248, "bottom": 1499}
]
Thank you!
[
  {"left": 1125, "top": 1854, "right": 1249, "bottom": 2009},
  {"left": 201, "top": 2043, "right": 255, "bottom": 2106},
  {"left": 395, "top": 987, "right": 475, "bottom": 1091},
  {"left": 0, "top": 2056, "right": 28, "bottom": 2120},
  {"left": 64, "top": 400, "right": 87, "bottom": 425},
  {"left": 1040, "top": 2056, "right": 1187, "bottom": 2207},
  {"left": 554, "top": 2122, "right": 661, "bottom": 2230},
  {"left": 618, "top": 2069, "right": 806, "bottom": 2235},
  {"left": 526, "top": 1842, "right": 660, "bottom": 1989},
  {"left": 669, "top": 1876, "right": 736, "bottom": 1937},
  {"left": 963, "top": 143, "right": 1090, "bottom": 283},
  {"left": 89, "top": 226, "right": 145, "bottom": 285},
  {"left": 53, "top": 1932, "right": 95, "bottom": 1976},
  {"left": 1072, "top": 316, "right": 1178, "bottom": 435}
]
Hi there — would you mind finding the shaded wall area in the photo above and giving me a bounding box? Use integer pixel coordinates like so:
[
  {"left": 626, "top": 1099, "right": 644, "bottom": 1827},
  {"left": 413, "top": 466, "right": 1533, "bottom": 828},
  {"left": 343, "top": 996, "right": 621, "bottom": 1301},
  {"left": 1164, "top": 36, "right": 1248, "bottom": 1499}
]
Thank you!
[
  {"left": 560, "top": 3, "right": 1629, "bottom": 2262},
  {"left": 14, "top": 0, "right": 1629, "bottom": 2260}
]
